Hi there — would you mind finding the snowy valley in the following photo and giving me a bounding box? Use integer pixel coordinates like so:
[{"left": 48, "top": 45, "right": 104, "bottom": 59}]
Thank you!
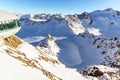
[{"left": 0, "top": 8, "right": 120, "bottom": 80}]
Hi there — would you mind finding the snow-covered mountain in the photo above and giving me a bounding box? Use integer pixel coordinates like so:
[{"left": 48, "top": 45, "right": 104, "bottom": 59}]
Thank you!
[
  {"left": 0, "top": 8, "right": 120, "bottom": 80},
  {"left": 81, "top": 8, "right": 120, "bottom": 37}
]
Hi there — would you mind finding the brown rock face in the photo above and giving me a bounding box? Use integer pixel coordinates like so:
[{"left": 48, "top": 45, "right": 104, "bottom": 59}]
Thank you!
[{"left": 3, "top": 35, "right": 22, "bottom": 48}]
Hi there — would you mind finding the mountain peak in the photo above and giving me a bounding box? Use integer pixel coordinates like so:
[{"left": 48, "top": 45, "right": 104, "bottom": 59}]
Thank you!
[
  {"left": 40, "top": 34, "right": 60, "bottom": 55},
  {"left": 104, "top": 8, "right": 114, "bottom": 11},
  {"left": 47, "top": 34, "right": 53, "bottom": 40}
]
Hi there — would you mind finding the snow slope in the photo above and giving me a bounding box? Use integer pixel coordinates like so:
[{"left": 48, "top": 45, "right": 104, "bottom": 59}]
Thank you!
[
  {"left": 0, "top": 51, "right": 48, "bottom": 80},
  {"left": 81, "top": 8, "right": 120, "bottom": 37},
  {"left": 0, "top": 35, "right": 86, "bottom": 80}
]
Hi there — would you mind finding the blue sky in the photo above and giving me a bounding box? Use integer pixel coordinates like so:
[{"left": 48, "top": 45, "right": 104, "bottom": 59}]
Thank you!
[{"left": 0, "top": 0, "right": 120, "bottom": 14}]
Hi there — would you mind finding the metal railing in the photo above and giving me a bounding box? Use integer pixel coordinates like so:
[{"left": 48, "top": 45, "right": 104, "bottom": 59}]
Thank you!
[{"left": 0, "top": 19, "right": 20, "bottom": 31}]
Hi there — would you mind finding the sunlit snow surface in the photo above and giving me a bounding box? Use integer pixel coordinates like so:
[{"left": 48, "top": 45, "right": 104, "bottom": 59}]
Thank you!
[{"left": 82, "top": 8, "right": 120, "bottom": 37}]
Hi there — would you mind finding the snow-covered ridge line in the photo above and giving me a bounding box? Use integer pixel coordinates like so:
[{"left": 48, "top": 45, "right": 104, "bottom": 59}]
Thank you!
[
  {"left": 18, "top": 8, "right": 120, "bottom": 37},
  {"left": 81, "top": 8, "right": 120, "bottom": 37},
  {"left": 0, "top": 35, "right": 86, "bottom": 80}
]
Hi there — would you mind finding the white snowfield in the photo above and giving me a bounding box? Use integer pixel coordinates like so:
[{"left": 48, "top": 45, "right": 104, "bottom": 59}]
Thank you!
[
  {"left": 0, "top": 37, "right": 86, "bottom": 80},
  {"left": 0, "top": 51, "right": 49, "bottom": 80},
  {"left": 87, "top": 28, "right": 101, "bottom": 36},
  {"left": 82, "top": 8, "right": 120, "bottom": 37},
  {"left": 0, "top": 10, "right": 18, "bottom": 21}
]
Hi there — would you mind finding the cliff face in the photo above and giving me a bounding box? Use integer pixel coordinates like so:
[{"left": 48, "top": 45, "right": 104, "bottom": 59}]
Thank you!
[{"left": 81, "top": 65, "right": 120, "bottom": 80}]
